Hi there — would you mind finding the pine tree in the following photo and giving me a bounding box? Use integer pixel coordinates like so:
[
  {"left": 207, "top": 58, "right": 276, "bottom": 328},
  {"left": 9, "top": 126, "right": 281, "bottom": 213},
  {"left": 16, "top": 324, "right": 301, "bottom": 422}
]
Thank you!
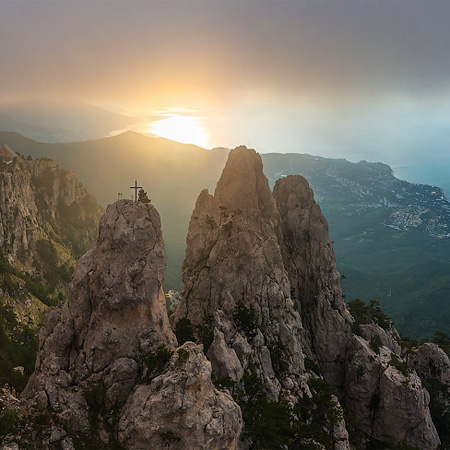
[{"left": 138, "top": 188, "right": 151, "bottom": 204}]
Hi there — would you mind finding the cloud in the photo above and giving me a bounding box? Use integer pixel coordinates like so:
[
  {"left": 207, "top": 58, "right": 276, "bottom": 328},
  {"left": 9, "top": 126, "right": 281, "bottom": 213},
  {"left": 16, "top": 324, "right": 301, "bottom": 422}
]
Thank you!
[
  {"left": 1, "top": 1, "right": 450, "bottom": 106},
  {"left": 2, "top": 0, "right": 450, "bottom": 193}
]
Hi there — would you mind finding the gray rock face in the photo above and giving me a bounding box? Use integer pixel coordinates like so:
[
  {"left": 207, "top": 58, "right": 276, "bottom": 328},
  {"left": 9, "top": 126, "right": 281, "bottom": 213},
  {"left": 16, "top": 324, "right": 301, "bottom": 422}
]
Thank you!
[
  {"left": 359, "top": 323, "right": 401, "bottom": 354},
  {"left": 274, "top": 175, "right": 353, "bottom": 387},
  {"left": 0, "top": 157, "right": 102, "bottom": 325},
  {"left": 24, "top": 200, "right": 176, "bottom": 398},
  {"left": 344, "top": 336, "right": 440, "bottom": 448},
  {"left": 118, "top": 342, "right": 242, "bottom": 450},
  {"left": 207, "top": 329, "right": 244, "bottom": 381},
  {"left": 19, "top": 199, "right": 242, "bottom": 449},
  {"left": 68, "top": 200, "right": 176, "bottom": 374},
  {"left": 174, "top": 147, "right": 440, "bottom": 449},
  {"left": 412, "top": 343, "right": 450, "bottom": 409},
  {"left": 0, "top": 157, "right": 101, "bottom": 266},
  {"left": 173, "top": 147, "right": 349, "bottom": 448},
  {"left": 173, "top": 146, "right": 305, "bottom": 399},
  {"left": 272, "top": 174, "right": 440, "bottom": 448},
  {"left": 412, "top": 343, "right": 450, "bottom": 390},
  {"left": 375, "top": 367, "right": 437, "bottom": 448}
]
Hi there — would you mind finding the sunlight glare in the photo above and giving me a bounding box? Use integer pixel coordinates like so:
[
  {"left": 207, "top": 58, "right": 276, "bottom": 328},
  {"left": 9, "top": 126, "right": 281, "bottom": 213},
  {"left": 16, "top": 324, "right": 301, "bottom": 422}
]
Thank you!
[{"left": 149, "top": 114, "right": 208, "bottom": 147}]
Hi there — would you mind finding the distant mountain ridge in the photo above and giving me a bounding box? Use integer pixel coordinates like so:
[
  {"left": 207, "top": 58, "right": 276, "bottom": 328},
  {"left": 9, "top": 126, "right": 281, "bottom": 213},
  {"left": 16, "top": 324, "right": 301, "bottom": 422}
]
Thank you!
[
  {"left": 0, "top": 102, "right": 139, "bottom": 143},
  {"left": 1, "top": 131, "right": 449, "bottom": 338},
  {"left": 263, "top": 153, "right": 450, "bottom": 238}
]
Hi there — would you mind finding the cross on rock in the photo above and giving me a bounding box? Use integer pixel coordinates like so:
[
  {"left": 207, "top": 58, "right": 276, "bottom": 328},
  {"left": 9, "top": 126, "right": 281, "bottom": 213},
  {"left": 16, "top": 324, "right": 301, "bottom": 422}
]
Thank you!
[{"left": 130, "top": 180, "right": 142, "bottom": 202}]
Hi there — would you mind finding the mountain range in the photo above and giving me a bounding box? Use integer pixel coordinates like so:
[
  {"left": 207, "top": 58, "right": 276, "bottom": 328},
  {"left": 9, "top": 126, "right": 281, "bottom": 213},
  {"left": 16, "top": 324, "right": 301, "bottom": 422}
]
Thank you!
[
  {"left": 5, "top": 147, "right": 450, "bottom": 449},
  {"left": 0, "top": 130, "right": 449, "bottom": 339},
  {"left": 0, "top": 102, "right": 138, "bottom": 143}
]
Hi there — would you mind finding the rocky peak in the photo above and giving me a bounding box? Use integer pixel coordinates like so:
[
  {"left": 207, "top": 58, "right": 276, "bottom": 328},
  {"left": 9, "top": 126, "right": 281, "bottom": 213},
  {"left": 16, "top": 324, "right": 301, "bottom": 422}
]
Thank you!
[
  {"left": 19, "top": 199, "right": 241, "bottom": 449},
  {"left": 173, "top": 147, "right": 306, "bottom": 401},
  {"left": 24, "top": 200, "right": 176, "bottom": 395},
  {"left": 174, "top": 147, "right": 440, "bottom": 449},
  {"left": 67, "top": 200, "right": 177, "bottom": 375},
  {"left": 273, "top": 174, "right": 336, "bottom": 298},
  {"left": 214, "top": 146, "right": 280, "bottom": 225},
  {"left": 274, "top": 175, "right": 352, "bottom": 386},
  {"left": 412, "top": 343, "right": 450, "bottom": 386},
  {"left": 20, "top": 201, "right": 175, "bottom": 444}
]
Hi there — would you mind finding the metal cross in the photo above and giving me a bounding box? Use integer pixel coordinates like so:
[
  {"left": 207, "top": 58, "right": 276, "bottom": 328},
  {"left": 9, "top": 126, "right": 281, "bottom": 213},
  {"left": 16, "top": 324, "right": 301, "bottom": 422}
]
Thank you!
[{"left": 130, "top": 180, "right": 142, "bottom": 202}]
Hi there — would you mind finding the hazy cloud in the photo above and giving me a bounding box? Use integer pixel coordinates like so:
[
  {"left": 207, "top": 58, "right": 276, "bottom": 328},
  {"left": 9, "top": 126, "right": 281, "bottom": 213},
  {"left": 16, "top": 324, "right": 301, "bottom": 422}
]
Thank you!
[
  {"left": 1, "top": 0, "right": 450, "bottom": 192},
  {"left": 1, "top": 1, "right": 450, "bottom": 105}
]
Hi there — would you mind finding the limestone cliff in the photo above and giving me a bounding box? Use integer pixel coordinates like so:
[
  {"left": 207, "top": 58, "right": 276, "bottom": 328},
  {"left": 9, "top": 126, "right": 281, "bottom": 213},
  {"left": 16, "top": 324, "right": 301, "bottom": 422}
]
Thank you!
[
  {"left": 274, "top": 175, "right": 353, "bottom": 387},
  {"left": 16, "top": 200, "right": 242, "bottom": 449},
  {"left": 0, "top": 155, "right": 102, "bottom": 324},
  {"left": 273, "top": 175, "right": 439, "bottom": 447},
  {"left": 173, "top": 147, "right": 348, "bottom": 448},
  {"left": 174, "top": 146, "right": 441, "bottom": 449},
  {"left": 173, "top": 147, "right": 306, "bottom": 402},
  {"left": 0, "top": 156, "right": 101, "bottom": 264}
]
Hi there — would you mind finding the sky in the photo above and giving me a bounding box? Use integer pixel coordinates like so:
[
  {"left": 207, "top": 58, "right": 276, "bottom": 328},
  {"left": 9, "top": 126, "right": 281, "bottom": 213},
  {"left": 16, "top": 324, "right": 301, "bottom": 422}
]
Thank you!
[{"left": 1, "top": 0, "right": 450, "bottom": 190}]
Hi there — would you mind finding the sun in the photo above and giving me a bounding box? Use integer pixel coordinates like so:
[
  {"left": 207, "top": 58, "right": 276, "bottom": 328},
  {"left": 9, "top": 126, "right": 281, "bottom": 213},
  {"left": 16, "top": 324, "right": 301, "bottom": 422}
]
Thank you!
[{"left": 149, "top": 114, "right": 208, "bottom": 148}]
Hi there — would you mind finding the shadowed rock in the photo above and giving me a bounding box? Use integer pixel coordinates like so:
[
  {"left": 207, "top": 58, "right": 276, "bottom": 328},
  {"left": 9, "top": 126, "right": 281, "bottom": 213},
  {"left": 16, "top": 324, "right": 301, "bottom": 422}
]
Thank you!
[
  {"left": 274, "top": 175, "right": 353, "bottom": 386},
  {"left": 173, "top": 147, "right": 305, "bottom": 401}
]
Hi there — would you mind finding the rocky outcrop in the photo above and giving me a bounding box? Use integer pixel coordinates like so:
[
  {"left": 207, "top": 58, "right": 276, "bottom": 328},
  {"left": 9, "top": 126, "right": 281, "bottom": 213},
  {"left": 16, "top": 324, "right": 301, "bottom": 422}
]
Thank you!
[
  {"left": 344, "top": 336, "right": 439, "bottom": 448},
  {"left": 273, "top": 174, "right": 439, "bottom": 448},
  {"left": 411, "top": 342, "right": 450, "bottom": 426},
  {"left": 173, "top": 147, "right": 305, "bottom": 401},
  {"left": 118, "top": 342, "right": 242, "bottom": 450},
  {"left": 0, "top": 155, "right": 102, "bottom": 325},
  {"left": 412, "top": 343, "right": 450, "bottom": 397},
  {"left": 174, "top": 146, "right": 440, "bottom": 449},
  {"left": 19, "top": 200, "right": 242, "bottom": 449},
  {"left": 359, "top": 323, "right": 401, "bottom": 354},
  {"left": 0, "top": 156, "right": 101, "bottom": 265},
  {"left": 173, "top": 147, "right": 349, "bottom": 447},
  {"left": 274, "top": 175, "right": 353, "bottom": 387},
  {"left": 24, "top": 200, "right": 176, "bottom": 393}
]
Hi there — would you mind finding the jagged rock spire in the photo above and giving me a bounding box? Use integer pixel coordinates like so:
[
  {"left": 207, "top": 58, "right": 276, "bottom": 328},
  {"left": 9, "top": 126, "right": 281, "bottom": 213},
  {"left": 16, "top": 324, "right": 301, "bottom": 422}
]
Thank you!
[
  {"left": 274, "top": 175, "right": 353, "bottom": 387},
  {"left": 20, "top": 199, "right": 242, "bottom": 449},
  {"left": 25, "top": 200, "right": 176, "bottom": 391},
  {"left": 173, "top": 146, "right": 305, "bottom": 400},
  {"left": 174, "top": 146, "right": 440, "bottom": 449}
]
